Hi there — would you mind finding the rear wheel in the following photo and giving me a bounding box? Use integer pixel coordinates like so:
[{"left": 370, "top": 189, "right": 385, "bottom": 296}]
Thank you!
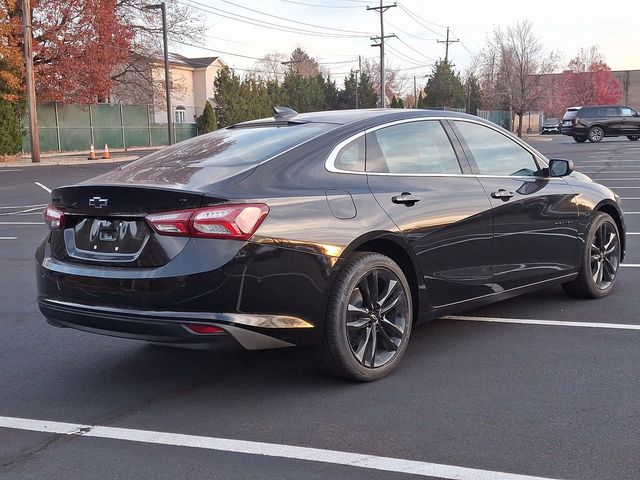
[
  {"left": 588, "top": 126, "right": 604, "bottom": 143},
  {"left": 320, "top": 252, "right": 413, "bottom": 381},
  {"left": 562, "top": 212, "right": 620, "bottom": 299},
  {"left": 573, "top": 135, "right": 587, "bottom": 143},
  {"left": 628, "top": 135, "right": 640, "bottom": 141}
]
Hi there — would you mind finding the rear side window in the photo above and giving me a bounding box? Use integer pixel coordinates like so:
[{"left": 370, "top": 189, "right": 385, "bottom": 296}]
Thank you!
[
  {"left": 454, "top": 121, "right": 540, "bottom": 177},
  {"left": 605, "top": 106, "right": 618, "bottom": 117},
  {"left": 366, "top": 121, "right": 461, "bottom": 175},
  {"left": 134, "top": 123, "right": 335, "bottom": 168},
  {"left": 563, "top": 109, "right": 578, "bottom": 120},
  {"left": 334, "top": 136, "right": 365, "bottom": 172}
]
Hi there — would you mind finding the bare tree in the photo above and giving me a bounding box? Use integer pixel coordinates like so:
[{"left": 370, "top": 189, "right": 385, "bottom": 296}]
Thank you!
[
  {"left": 252, "top": 52, "right": 288, "bottom": 84},
  {"left": 361, "top": 59, "right": 408, "bottom": 106},
  {"left": 479, "top": 21, "right": 559, "bottom": 136},
  {"left": 110, "top": 0, "right": 207, "bottom": 105}
]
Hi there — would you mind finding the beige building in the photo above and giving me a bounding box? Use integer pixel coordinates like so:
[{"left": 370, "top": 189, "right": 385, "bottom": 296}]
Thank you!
[{"left": 111, "top": 53, "right": 227, "bottom": 125}]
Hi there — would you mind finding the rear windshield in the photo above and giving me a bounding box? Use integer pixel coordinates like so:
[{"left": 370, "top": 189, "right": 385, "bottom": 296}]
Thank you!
[
  {"left": 134, "top": 123, "right": 336, "bottom": 168},
  {"left": 563, "top": 110, "right": 579, "bottom": 120}
]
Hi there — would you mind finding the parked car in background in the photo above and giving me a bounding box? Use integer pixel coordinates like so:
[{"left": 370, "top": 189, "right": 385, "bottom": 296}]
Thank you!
[
  {"left": 561, "top": 105, "right": 640, "bottom": 143},
  {"left": 37, "top": 108, "right": 626, "bottom": 381},
  {"left": 541, "top": 117, "right": 562, "bottom": 134}
]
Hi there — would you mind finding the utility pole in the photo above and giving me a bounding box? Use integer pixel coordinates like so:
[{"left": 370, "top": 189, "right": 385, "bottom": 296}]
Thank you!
[
  {"left": 145, "top": 2, "right": 173, "bottom": 145},
  {"left": 437, "top": 27, "right": 459, "bottom": 63},
  {"left": 413, "top": 75, "right": 417, "bottom": 108},
  {"left": 21, "top": 0, "right": 40, "bottom": 163},
  {"left": 355, "top": 55, "right": 361, "bottom": 109},
  {"left": 367, "top": 1, "right": 396, "bottom": 108}
]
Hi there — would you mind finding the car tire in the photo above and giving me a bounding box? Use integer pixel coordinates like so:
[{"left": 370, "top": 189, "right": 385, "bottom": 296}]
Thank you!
[
  {"left": 587, "top": 126, "right": 604, "bottom": 143},
  {"left": 319, "top": 252, "right": 413, "bottom": 381},
  {"left": 573, "top": 136, "right": 587, "bottom": 143},
  {"left": 627, "top": 135, "right": 640, "bottom": 141},
  {"left": 562, "top": 212, "right": 621, "bottom": 299}
]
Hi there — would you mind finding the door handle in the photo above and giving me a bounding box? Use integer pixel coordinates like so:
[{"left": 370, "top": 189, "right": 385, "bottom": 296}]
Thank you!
[
  {"left": 392, "top": 192, "right": 421, "bottom": 205},
  {"left": 491, "top": 189, "right": 514, "bottom": 200}
]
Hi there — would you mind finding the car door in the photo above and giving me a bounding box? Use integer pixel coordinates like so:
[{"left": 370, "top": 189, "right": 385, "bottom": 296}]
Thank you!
[
  {"left": 450, "top": 120, "right": 579, "bottom": 292},
  {"left": 365, "top": 119, "right": 495, "bottom": 308},
  {"left": 619, "top": 107, "right": 640, "bottom": 135}
]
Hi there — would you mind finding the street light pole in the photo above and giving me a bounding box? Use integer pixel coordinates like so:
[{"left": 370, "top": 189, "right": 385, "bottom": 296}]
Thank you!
[
  {"left": 145, "top": 2, "right": 173, "bottom": 145},
  {"left": 21, "top": 0, "right": 40, "bottom": 162}
]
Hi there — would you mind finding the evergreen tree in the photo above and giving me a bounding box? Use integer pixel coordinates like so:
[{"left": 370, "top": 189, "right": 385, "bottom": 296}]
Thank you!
[
  {"left": 464, "top": 74, "right": 483, "bottom": 115},
  {"left": 322, "top": 76, "right": 339, "bottom": 110},
  {"left": 417, "top": 92, "right": 426, "bottom": 109},
  {"left": 337, "top": 71, "right": 357, "bottom": 109},
  {"left": 196, "top": 101, "right": 217, "bottom": 134},
  {"left": 357, "top": 71, "right": 378, "bottom": 108},
  {"left": 0, "top": 98, "right": 23, "bottom": 155},
  {"left": 423, "top": 60, "right": 465, "bottom": 109},
  {"left": 280, "top": 72, "right": 325, "bottom": 113},
  {"left": 390, "top": 96, "right": 398, "bottom": 108}
]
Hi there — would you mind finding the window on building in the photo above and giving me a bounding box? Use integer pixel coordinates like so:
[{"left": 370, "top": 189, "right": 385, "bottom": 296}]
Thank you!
[{"left": 175, "top": 106, "right": 186, "bottom": 124}]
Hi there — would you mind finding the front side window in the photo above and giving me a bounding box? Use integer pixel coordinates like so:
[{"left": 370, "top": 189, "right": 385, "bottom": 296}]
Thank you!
[
  {"left": 620, "top": 107, "right": 636, "bottom": 117},
  {"left": 366, "top": 121, "right": 461, "bottom": 175},
  {"left": 454, "top": 121, "right": 540, "bottom": 177}
]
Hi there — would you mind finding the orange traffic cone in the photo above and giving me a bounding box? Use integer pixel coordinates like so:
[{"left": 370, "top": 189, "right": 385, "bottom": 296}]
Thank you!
[
  {"left": 87, "top": 144, "right": 96, "bottom": 160},
  {"left": 101, "top": 144, "right": 110, "bottom": 159}
]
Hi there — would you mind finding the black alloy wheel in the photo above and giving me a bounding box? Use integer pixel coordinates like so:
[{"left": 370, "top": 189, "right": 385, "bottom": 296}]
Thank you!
[
  {"left": 574, "top": 136, "right": 588, "bottom": 143},
  {"left": 628, "top": 135, "right": 640, "bottom": 141},
  {"left": 588, "top": 126, "right": 604, "bottom": 143},
  {"left": 320, "top": 252, "right": 413, "bottom": 381},
  {"left": 563, "top": 213, "right": 620, "bottom": 298}
]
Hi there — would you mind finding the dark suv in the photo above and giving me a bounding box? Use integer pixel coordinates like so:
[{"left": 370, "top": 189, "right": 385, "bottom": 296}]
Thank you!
[{"left": 561, "top": 105, "right": 640, "bottom": 143}]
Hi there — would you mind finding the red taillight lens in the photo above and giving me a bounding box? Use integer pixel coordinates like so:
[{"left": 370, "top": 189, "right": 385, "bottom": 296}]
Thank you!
[
  {"left": 183, "top": 323, "right": 225, "bottom": 335},
  {"left": 146, "top": 204, "right": 269, "bottom": 240},
  {"left": 145, "top": 210, "right": 193, "bottom": 236},
  {"left": 43, "top": 205, "right": 65, "bottom": 230}
]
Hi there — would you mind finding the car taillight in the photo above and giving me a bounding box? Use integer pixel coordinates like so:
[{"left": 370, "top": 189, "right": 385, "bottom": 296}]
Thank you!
[
  {"left": 43, "top": 205, "right": 65, "bottom": 230},
  {"left": 146, "top": 203, "right": 269, "bottom": 240}
]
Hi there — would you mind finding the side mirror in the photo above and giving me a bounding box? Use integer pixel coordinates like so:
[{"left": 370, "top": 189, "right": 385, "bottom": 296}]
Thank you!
[{"left": 548, "top": 158, "right": 574, "bottom": 177}]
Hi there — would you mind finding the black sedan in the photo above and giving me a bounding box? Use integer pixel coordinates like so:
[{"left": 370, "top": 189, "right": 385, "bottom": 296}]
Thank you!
[{"left": 37, "top": 108, "right": 626, "bottom": 381}]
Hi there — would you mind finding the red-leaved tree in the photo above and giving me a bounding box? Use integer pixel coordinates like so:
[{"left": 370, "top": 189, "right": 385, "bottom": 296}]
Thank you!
[
  {"left": 546, "top": 47, "right": 622, "bottom": 115},
  {"left": 30, "top": 0, "right": 132, "bottom": 104}
]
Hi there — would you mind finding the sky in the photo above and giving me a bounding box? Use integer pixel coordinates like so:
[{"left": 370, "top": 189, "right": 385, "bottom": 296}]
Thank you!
[{"left": 176, "top": 0, "right": 640, "bottom": 89}]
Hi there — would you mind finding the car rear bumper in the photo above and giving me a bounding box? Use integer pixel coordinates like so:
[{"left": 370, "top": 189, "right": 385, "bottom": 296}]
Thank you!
[
  {"left": 39, "top": 298, "right": 311, "bottom": 349},
  {"left": 36, "top": 236, "right": 336, "bottom": 348},
  {"left": 561, "top": 126, "right": 587, "bottom": 136}
]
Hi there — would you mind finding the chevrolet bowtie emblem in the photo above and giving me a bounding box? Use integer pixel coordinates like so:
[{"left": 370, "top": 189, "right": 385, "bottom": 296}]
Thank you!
[{"left": 89, "top": 196, "right": 108, "bottom": 208}]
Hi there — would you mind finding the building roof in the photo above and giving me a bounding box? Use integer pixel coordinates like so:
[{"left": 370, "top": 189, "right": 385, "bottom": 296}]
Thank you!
[{"left": 166, "top": 53, "right": 220, "bottom": 69}]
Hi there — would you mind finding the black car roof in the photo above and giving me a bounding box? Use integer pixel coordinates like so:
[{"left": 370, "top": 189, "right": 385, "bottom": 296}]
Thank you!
[{"left": 233, "top": 108, "right": 480, "bottom": 127}]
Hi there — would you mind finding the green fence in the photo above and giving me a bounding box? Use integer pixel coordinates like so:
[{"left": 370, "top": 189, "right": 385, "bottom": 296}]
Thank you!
[
  {"left": 23, "top": 103, "right": 197, "bottom": 153},
  {"left": 476, "top": 110, "right": 511, "bottom": 130}
]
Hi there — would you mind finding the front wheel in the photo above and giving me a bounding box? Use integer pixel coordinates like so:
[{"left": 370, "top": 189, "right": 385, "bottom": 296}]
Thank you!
[
  {"left": 574, "top": 135, "right": 587, "bottom": 143},
  {"left": 320, "top": 252, "right": 413, "bottom": 381},
  {"left": 588, "top": 126, "right": 604, "bottom": 143},
  {"left": 627, "top": 135, "right": 640, "bottom": 141},
  {"left": 562, "top": 212, "right": 621, "bottom": 299}
]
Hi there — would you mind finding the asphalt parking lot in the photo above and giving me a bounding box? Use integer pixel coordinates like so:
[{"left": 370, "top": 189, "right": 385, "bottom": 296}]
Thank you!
[{"left": 1, "top": 135, "right": 639, "bottom": 480}]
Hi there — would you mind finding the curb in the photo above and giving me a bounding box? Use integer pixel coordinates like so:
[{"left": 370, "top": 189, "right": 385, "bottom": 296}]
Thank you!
[{"left": 0, "top": 156, "right": 139, "bottom": 168}]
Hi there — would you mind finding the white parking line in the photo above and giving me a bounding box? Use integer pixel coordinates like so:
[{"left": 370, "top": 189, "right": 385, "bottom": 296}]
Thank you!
[
  {"left": 0, "top": 416, "right": 558, "bottom": 480},
  {"left": 0, "top": 221, "right": 44, "bottom": 225},
  {"left": 595, "top": 178, "right": 640, "bottom": 181},
  {"left": 0, "top": 203, "right": 46, "bottom": 209},
  {"left": 444, "top": 316, "right": 640, "bottom": 331},
  {"left": 34, "top": 181, "right": 52, "bottom": 193},
  {"left": 0, "top": 169, "right": 22, "bottom": 172},
  {"left": 622, "top": 264, "right": 640, "bottom": 267},
  {"left": 0, "top": 237, "right": 18, "bottom": 240}
]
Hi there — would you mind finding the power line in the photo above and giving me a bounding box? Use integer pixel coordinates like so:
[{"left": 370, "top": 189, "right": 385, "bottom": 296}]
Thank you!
[
  {"left": 396, "top": 3, "right": 446, "bottom": 38},
  {"left": 393, "top": 36, "right": 435, "bottom": 62},
  {"left": 278, "top": 0, "right": 362, "bottom": 8},
  {"left": 396, "top": 1, "right": 448, "bottom": 29},
  {"left": 179, "top": 0, "right": 370, "bottom": 38},
  {"left": 386, "top": 19, "right": 436, "bottom": 42},
  {"left": 218, "top": 0, "right": 376, "bottom": 35}
]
